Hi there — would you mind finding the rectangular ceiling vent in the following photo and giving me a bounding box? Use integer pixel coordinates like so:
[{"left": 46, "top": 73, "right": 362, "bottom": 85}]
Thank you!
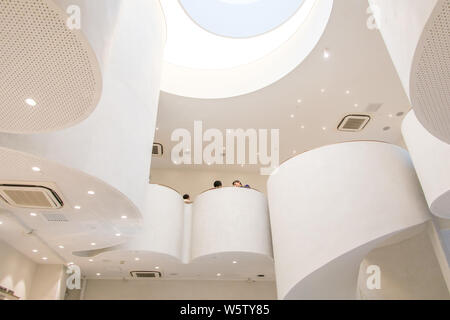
[
  {"left": 0, "top": 184, "right": 63, "bottom": 209},
  {"left": 338, "top": 115, "right": 371, "bottom": 132},
  {"left": 130, "top": 271, "right": 162, "bottom": 278},
  {"left": 42, "top": 213, "right": 69, "bottom": 222},
  {"left": 152, "top": 143, "right": 163, "bottom": 157},
  {"left": 365, "top": 103, "right": 383, "bottom": 113}
]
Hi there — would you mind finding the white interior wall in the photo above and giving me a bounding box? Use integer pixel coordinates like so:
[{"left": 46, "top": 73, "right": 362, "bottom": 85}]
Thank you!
[
  {"left": 0, "top": 239, "right": 37, "bottom": 300},
  {"left": 29, "top": 264, "right": 66, "bottom": 300},
  {"left": 80, "top": 279, "right": 277, "bottom": 300},
  {"left": 0, "top": 239, "right": 67, "bottom": 300},
  {"left": 358, "top": 228, "right": 449, "bottom": 300},
  {"left": 150, "top": 168, "right": 268, "bottom": 198}
]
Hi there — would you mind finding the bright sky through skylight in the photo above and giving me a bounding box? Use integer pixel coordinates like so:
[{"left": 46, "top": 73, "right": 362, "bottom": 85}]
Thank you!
[
  {"left": 162, "top": 0, "right": 316, "bottom": 69},
  {"left": 179, "top": 0, "right": 306, "bottom": 38}
]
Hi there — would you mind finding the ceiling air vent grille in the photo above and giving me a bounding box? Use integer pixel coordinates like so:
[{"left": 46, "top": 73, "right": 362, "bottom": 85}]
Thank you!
[
  {"left": 130, "top": 271, "right": 162, "bottom": 278},
  {"left": 152, "top": 143, "right": 163, "bottom": 157},
  {"left": 0, "top": 184, "right": 63, "bottom": 209},
  {"left": 42, "top": 213, "right": 68, "bottom": 222},
  {"left": 338, "top": 115, "right": 370, "bottom": 132},
  {"left": 365, "top": 103, "right": 383, "bottom": 113}
]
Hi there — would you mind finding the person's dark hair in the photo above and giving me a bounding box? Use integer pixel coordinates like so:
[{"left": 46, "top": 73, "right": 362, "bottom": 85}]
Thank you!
[
  {"left": 183, "top": 194, "right": 190, "bottom": 200},
  {"left": 213, "top": 180, "right": 222, "bottom": 188},
  {"left": 232, "top": 180, "right": 242, "bottom": 186}
]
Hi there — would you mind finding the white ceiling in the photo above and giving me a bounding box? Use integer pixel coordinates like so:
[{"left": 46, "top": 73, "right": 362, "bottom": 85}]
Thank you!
[{"left": 153, "top": 0, "right": 411, "bottom": 174}]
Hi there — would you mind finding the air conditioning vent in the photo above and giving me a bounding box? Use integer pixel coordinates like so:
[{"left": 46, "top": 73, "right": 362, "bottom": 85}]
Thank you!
[
  {"left": 338, "top": 115, "right": 370, "bottom": 132},
  {"left": 130, "top": 271, "right": 162, "bottom": 278},
  {"left": 42, "top": 213, "right": 68, "bottom": 222},
  {"left": 152, "top": 143, "right": 163, "bottom": 157},
  {"left": 365, "top": 103, "right": 383, "bottom": 113},
  {"left": 0, "top": 184, "right": 63, "bottom": 209}
]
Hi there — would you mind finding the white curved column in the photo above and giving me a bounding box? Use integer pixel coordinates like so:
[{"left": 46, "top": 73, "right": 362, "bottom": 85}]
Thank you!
[
  {"left": 402, "top": 111, "right": 450, "bottom": 219},
  {"left": 191, "top": 187, "right": 273, "bottom": 260},
  {"left": 0, "top": 0, "right": 166, "bottom": 214},
  {"left": 369, "top": 0, "right": 450, "bottom": 143},
  {"left": 267, "top": 142, "right": 431, "bottom": 299},
  {"left": 125, "top": 184, "right": 185, "bottom": 260}
]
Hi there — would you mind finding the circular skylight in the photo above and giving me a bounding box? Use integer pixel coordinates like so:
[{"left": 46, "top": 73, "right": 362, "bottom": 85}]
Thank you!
[
  {"left": 162, "top": 0, "right": 317, "bottom": 69},
  {"left": 160, "top": 0, "right": 333, "bottom": 98},
  {"left": 178, "top": 0, "right": 307, "bottom": 38}
]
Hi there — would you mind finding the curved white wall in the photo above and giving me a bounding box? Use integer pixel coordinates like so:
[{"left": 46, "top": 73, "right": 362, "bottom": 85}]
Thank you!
[
  {"left": 267, "top": 142, "right": 431, "bottom": 299},
  {"left": 369, "top": 0, "right": 450, "bottom": 143},
  {"left": 0, "top": 0, "right": 166, "bottom": 214},
  {"left": 126, "top": 184, "right": 185, "bottom": 260},
  {"left": 402, "top": 111, "right": 450, "bottom": 219},
  {"left": 191, "top": 187, "right": 272, "bottom": 260}
]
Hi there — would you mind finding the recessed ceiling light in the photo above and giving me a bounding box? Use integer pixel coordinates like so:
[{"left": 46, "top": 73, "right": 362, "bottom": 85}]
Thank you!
[
  {"left": 96, "top": 273, "right": 101, "bottom": 276},
  {"left": 30, "top": 212, "right": 37, "bottom": 217},
  {"left": 42, "top": 257, "right": 48, "bottom": 261},
  {"left": 88, "top": 259, "right": 93, "bottom": 262},
  {"left": 322, "top": 126, "right": 327, "bottom": 131},
  {"left": 134, "top": 257, "right": 140, "bottom": 261},
  {"left": 354, "top": 103, "right": 359, "bottom": 107},
  {"left": 121, "top": 215, "right": 128, "bottom": 219},
  {"left": 290, "top": 114, "right": 295, "bottom": 118},
  {"left": 115, "top": 233, "right": 121, "bottom": 237},
  {"left": 74, "top": 205, "right": 81, "bottom": 210},
  {"left": 232, "top": 261, "right": 237, "bottom": 264},
  {"left": 292, "top": 150, "right": 297, "bottom": 154},
  {"left": 32, "top": 167, "right": 41, "bottom": 172},
  {"left": 216, "top": 273, "right": 222, "bottom": 277},
  {"left": 87, "top": 190, "right": 95, "bottom": 195},
  {"left": 297, "top": 99, "right": 302, "bottom": 104},
  {"left": 300, "top": 125, "right": 305, "bottom": 129},
  {"left": 156, "top": 127, "right": 159, "bottom": 131},
  {"left": 323, "top": 48, "right": 330, "bottom": 59},
  {"left": 58, "top": 245, "right": 64, "bottom": 249},
  {"left": 32, "top": 249, "right": 38, "bottom": 253},
  {"left": 345, "top": 90, "right": 350, "bottom": 95},
  {"left": 388, "top": 114, "right": 393, "bottom": 118},
  {"left": 25, "top": 98, "right": 37, "bottom": 106},
  {"left": 90, "top": 242, "right": 96, "bottom": 246},
  {"left": 320, "top": 89, "right": 325, "bottom": 93},
  {"left": 155, "top": 266, "right": 160, "bottom": 270}
]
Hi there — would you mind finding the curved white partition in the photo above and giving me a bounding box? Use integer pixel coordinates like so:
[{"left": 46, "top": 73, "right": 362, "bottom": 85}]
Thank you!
[
  {"left": 126, "top": 184, "right": 185, "bottom": 260},
  {"left": 72, "top": 184, "right": 185, "bottom": 262},
  {"left": 402, "top": 111, "right": 450, "bottom": 219},
  {"left": 369, "top": 0, "right": 450, "bottom": 143},
  {"left": 69, "top": 185, "right": 275, "bottom": 281},
  {"left": 267, "top": 142, "right": 431, "bottom": 299},
  {"left": 0, "top": 0, "right": 166, "bottom": 214},
  {"left": 191, "top": 187, "right": 273, "bottom": 260}
]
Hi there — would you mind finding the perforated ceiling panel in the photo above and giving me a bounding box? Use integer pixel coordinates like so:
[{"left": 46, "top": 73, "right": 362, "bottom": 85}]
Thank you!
[
  {"left": 0, "top": 0, "right": 102, "bottom": 133},
  {"left": 410, "top": 0, "right": 450, "bottom": 144}
]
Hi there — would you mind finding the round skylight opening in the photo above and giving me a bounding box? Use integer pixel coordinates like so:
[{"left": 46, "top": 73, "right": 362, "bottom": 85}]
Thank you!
[
  {"left": 178, "top": 0, "right": 307, "bottom": 38},
  {"left": 162, "top": 0, "right": 318, "bottom": 69}
]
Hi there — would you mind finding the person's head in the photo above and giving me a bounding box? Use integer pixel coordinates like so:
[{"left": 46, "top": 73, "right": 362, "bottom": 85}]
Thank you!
[
  {"left": 232, "top": 180, "right": 242, "bottom": 187},
  {"left": 213, "top": 180, "right": 222, "bottom": 188},
  {"left": 183, "top": 194, "right": 190, "bottom": 200}
]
